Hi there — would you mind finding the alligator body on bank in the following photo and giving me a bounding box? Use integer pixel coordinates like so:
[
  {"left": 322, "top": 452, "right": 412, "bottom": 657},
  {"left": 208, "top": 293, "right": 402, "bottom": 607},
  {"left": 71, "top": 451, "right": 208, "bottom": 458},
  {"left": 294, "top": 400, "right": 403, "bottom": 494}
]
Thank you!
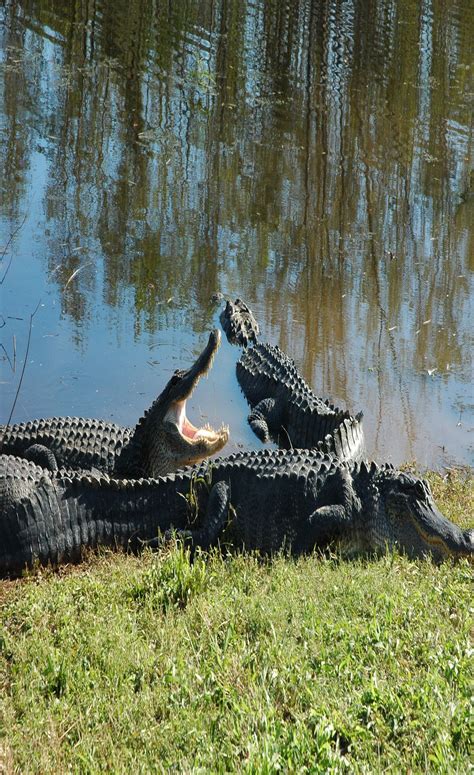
[
  {"left": 1, "top": 448, "right": 472, "bottom": 576},
  {"left": 0, "top": 331, "right": 229, "bottom": 478},
  {"left": 236, "top": 341, "right": 364, "bottom": 460}
]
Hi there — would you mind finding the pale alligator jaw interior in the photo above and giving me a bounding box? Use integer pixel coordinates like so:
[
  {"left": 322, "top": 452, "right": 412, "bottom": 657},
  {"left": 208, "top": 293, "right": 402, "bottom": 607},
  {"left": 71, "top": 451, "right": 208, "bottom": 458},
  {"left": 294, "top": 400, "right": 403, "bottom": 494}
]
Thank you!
[{"left": 164, "top": 399, "right": 228, "bottom": 444}]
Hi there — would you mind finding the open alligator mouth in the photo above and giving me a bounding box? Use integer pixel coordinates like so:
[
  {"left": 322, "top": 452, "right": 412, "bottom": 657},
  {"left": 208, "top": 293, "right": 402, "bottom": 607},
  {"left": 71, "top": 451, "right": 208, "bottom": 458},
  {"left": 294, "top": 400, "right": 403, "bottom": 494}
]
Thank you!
[
  {"left": 165, "top": 400, "right": 229, "bottom": 446},
  {"left": 162, "top": 329, "right": 229, "bottom": 451}
]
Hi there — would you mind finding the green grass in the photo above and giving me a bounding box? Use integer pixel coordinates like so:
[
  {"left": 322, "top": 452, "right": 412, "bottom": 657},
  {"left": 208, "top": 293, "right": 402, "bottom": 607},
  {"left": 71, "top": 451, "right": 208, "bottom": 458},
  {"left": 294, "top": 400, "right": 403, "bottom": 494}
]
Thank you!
[{"left": 1, "top": 471, "right": 472, "bottom": 773}]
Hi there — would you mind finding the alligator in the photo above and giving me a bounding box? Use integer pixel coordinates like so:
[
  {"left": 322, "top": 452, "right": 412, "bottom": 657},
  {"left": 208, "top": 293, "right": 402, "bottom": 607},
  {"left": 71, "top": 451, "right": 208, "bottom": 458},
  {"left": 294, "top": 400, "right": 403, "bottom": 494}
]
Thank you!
[
  {"left": 1, "top": 448, "right": 472, "bottom": 576},
  {"left": 0, "top": 330, "right": 229, "bottom": 478},
  {"left": 216, "top": 296, "right": 364, "bottom": 460},
  {"left": 236, "top": 341, "right": 364, "bottom": 460}
]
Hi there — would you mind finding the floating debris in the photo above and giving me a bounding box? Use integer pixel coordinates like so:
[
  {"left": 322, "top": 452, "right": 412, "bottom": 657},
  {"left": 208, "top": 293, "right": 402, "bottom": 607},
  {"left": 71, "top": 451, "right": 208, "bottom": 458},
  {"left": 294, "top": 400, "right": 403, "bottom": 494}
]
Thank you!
[{"left": 65, "top": 262, "right": 93, "bottom": 288}]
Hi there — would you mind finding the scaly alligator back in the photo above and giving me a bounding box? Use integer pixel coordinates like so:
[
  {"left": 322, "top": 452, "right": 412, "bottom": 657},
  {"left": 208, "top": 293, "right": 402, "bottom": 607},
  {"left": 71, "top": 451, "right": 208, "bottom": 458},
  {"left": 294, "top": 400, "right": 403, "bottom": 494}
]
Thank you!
[
  {"left": 0, "top": 454, "right": 192, "bottom": 575},
  {"left": 236, "top": 342, "right": 364, "bottom": 460},
  {"left": 2, "top": 449, "right": 471, "bottom": 577},
  {"left": 0, "top": 418, "right": 132, "bottom": 473},
  {"left": 0, "top": 447, "right": 346, "bottom": 575}
]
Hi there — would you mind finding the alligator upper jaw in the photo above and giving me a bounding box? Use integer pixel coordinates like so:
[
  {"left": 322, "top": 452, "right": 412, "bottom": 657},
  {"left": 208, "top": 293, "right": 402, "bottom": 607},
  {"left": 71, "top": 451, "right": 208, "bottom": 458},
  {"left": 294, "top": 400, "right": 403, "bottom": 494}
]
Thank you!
[{"left": 168, "top": 329, "right": 221, "bottom": 403}]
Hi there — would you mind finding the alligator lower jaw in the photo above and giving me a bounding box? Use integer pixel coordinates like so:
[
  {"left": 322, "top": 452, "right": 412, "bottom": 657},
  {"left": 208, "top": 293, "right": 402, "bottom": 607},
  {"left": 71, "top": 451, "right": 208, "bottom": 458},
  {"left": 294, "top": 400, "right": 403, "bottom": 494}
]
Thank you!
[{"left": 165, "top": 400, "right": 229, "bottom": 447}]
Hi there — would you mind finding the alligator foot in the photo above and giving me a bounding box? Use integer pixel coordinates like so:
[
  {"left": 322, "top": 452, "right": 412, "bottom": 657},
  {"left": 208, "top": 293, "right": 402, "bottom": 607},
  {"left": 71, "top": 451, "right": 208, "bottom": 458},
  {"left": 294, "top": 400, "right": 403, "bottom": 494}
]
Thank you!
[
  {"left": 314, "top": 466, "right": 362, "bottom": 513},
  {"left": 248, "top": 398, "right": 283, "bottom": 443},
  {"left": 297, "top": 469, "right": 361, "bottom": 551}
]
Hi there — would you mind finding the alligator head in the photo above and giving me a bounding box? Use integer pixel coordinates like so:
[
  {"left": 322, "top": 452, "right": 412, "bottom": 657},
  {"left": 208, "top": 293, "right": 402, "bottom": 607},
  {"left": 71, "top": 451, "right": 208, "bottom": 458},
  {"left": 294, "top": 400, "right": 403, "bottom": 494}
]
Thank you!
[
  {"left": 365, "top": 467, "right": 474, "bottom": 562},
  {"left": 121, "top": 329, "right": 229, "bottom": 476}
]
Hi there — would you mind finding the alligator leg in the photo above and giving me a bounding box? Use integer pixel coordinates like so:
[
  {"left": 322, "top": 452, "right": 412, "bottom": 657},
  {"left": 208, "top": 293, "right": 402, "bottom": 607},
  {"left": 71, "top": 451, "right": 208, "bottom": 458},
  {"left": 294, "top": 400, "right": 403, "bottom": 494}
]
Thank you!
[
  {"left": 299, "top": 505, "right": 351, "bottom": 551},
  {"left": 171, "top": 480, "right": 231, "bottom": 549},
  {"left": 248, "top": 398, "right": 283, "bottom": 443},
  {"left": 23, "top": 444, "right": 59, "bottom": 472},
  {"left": 315, "top": 466, "right": 361, "bottom": 513},
  {"left": 146, "top": 481, "right": 231, "bottom": 551},
  {"left": 296, "top": 467, "right": 360, "bottom": 550}
]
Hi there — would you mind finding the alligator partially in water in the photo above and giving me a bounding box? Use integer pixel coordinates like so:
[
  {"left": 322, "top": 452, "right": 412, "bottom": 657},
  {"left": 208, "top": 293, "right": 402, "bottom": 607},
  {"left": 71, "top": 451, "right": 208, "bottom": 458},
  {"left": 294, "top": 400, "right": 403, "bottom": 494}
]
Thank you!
[
  {"left": 0, "top": 330, "right": 229, "bottom": 478},
  {"left": 217, "top": 297, "right": 364, "bottom": 460},
  {"left": 1, "top": 448, "right": 472, "bottom": 576},
  {"left": 236, "top": 341, "right": 364, "bottom": 460}
]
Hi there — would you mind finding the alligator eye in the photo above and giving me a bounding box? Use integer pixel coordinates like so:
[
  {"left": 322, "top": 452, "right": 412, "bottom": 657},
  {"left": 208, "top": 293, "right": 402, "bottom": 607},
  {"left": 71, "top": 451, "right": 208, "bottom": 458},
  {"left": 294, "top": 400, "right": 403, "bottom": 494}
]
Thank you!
[{"left": 170, "top": 373, "right": 181, "bottom": 385}]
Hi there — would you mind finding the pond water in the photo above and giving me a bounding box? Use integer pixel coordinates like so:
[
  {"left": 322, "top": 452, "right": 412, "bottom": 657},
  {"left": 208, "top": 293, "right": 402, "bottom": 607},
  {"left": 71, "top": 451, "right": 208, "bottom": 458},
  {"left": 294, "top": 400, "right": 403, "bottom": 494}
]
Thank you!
[{"left": 1, "top": 0, "right": 473, "bottom": 468}]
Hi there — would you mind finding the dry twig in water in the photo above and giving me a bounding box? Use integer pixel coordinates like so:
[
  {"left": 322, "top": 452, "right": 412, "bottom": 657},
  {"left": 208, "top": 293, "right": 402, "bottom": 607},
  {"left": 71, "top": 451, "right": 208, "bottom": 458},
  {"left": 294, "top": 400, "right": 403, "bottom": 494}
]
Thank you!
[
  {"left": 3, "top": 300, "right": 41, "bottom": 430},
  {"left": 0, "top": 213, "right": 27, "bottom": 284},
  {"left": 65, "top": 261, "right": 93, "bottom": 288}
]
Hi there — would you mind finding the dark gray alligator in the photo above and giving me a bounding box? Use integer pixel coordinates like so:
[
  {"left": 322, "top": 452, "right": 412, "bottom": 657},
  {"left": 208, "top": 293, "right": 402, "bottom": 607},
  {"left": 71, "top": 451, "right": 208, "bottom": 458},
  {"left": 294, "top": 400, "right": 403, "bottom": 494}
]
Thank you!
[
  {"left": 216, "top": 296, "right": 364, "bottom": 460},
  {"left": 236, "top": 341, "right": 364, "bottom": 461},
  {"left": 1, "top": 449, "right": 472, "bottom": 576},
  {"left": 0, "top": 331, "right": 229, "bottom": 478}
]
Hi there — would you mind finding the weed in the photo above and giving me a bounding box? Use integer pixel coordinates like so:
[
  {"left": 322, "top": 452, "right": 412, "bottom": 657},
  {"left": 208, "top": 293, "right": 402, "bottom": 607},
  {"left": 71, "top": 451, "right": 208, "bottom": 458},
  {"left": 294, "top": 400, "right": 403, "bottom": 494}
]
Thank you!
[{"left": 130, "top": 541, "right": 209, "bottom": 611}]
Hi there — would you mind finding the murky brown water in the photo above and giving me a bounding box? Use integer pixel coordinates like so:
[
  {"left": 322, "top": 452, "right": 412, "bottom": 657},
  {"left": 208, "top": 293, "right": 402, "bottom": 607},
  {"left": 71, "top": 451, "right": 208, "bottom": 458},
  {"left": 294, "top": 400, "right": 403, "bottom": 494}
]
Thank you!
[{"left": 1, "top": 0, "right": 473, "bottom": 468}]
